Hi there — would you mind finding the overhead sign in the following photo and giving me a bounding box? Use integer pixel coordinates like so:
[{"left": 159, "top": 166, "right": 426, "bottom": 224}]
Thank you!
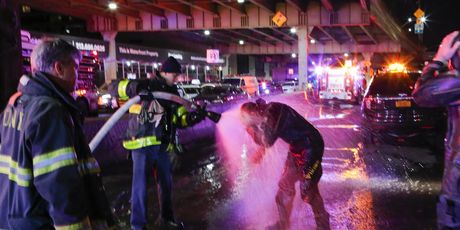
[
  {"left": 413, "top": 8, "right": 425, "bottom": 19},
  {"left": 414, "top": 23, "right": 424, "bottom": 34},
  {"left": 22, "top": 30, "right": 109, "bottom": 57},
  {"left": 206, "top": 49, "right": 220, "bottom": 63},
  {"left": 272, "top": 11, "right": 287, "bottom": 27}
]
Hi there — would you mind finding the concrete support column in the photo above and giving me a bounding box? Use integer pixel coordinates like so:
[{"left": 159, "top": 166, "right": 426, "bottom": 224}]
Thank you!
[
  {"left": 249, "top": 56, "right": 255, "bottom": 76},
  {"left": 101, "top": 31, "right": 117, "bottom": 83},
  {"left": 0, "top": 0, "right": 21, "bottom": 109},
  {"left": 264, "top": 62, "right": 270, "bottom": 79},
  {"left": 297, "top": 26, "right": 313, "bottom": 90},
  {"left": 228, "top": 54, "right": 237, "bottom": 76},
  {"left": 222, "top": 55, "right": 230, "bottom": 78},
  {"left": 362, "top": 52, "right": 374, "bottom": 84}
]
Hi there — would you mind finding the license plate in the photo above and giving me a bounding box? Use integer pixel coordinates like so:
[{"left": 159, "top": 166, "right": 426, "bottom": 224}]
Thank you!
[{"left": 395, "top": 100, "right": 411, "bottom": 107}]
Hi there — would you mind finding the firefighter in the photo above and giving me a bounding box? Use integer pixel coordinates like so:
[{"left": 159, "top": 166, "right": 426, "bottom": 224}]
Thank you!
[
  {"left": 412, "top": 31, "right": 460, "bottom": 229},
  {"left": 115, "top": 56, "right": 207, "bottom": 230},
  {"left": 240, "top": 99, "right": 330, "bottom": 230},
  {"left": 0, "top": 38, "right": 114, "bottom": 229}
]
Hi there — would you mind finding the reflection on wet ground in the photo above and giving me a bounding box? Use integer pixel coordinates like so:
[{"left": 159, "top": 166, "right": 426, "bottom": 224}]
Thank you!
[{"left": 88, "top": 93, "right": 442, "bottom": 229}]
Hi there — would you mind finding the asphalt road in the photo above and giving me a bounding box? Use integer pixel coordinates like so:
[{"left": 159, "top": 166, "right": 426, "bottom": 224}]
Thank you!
[{"left": 85, "top": 92, "right": 443, "bottom": 230}]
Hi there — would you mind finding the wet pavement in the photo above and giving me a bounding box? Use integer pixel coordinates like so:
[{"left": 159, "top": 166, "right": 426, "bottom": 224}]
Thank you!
[{"left": 84, "top": 92, "right": 443, "bottom": 230}]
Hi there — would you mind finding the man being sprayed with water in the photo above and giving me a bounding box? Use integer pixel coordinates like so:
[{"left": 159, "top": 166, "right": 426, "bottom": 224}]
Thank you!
[{"left": 240, "top": 98, "right": 330, "bottom": 230}]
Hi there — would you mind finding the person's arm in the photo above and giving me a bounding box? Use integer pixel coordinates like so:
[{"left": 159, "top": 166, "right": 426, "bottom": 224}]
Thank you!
[
  {"left": 413, "top": 31, "right": 460, "bottom": 107},
  {"left": 27, "top": 101, "right": 91, "bottom": 229},
  {"left": 174, "top": 105, "right": 206, "bottom": 128}
]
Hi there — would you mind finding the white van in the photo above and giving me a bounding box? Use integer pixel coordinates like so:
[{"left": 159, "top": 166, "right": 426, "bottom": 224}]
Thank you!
[
  {"left": 222, "top": 76, "right": 259, "bottom": 96},
  {"left": 177, "top": 84, "right": 201, "bottom": 100},
  {"left": 282, "top": 81, "right": 299, "bottom": 93}
]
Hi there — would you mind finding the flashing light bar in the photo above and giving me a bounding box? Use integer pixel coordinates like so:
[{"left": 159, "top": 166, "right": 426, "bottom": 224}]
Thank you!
[{"left": 387, "top": 63, "right": 406, "bottom": 73}]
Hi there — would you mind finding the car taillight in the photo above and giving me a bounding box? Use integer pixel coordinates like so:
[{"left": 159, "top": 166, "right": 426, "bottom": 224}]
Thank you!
[
  {"left": 365, "top": 97, "right": 384, "bottom": 110},
  {"left": 76, "top": 89, "right": 86, "bottom": 96}
]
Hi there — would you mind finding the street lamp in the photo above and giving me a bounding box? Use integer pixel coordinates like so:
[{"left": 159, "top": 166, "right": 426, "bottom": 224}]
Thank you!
[
  {"left": 420, "top": 16, "right": 427, "bottom": 23},
  {"left": 204, "top": 30, "right": 210, "bottom": 36},
  {"left": 108, "top": 2, "right": 117, "bottom": 10}
]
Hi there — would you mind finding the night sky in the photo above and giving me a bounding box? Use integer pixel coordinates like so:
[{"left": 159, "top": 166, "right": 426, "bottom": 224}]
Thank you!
[{"left": 385, "top": 0, "right": 460, "bottom": 52}]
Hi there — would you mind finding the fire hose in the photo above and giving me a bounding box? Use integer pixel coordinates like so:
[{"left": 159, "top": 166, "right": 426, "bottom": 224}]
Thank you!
[{"left": 89, "top": 92, "right": 220, "bottom": 152}]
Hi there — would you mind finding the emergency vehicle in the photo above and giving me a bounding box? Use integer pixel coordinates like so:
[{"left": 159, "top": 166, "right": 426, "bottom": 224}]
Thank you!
[{"left": 314, "top": 60, "right": 364, "bottom": 104}]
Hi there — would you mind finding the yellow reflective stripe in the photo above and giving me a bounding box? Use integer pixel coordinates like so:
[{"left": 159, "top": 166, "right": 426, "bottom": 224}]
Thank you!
[
  {"left": 9, "top": 158, "right": 32, "bottom": 175},
  {"left": 8, "top": 173, "right": 30, "bottom": 187},
  {"left": 172, "top": 114, "right": 177, "bottom": 125},
  {"left": 181, "top": 114, "right": 188, "bottom": 127},
  {"left": 118, "top": 79, "right": 129, "bottom": 100},
  {"left": 55, "top": 217, "right": 91, "bottom": 230},
  {"left": 129, "top": 104, "right": 142, "bottom": 114},
  {"left": 78, "top": 157, "right": 101, "bottom": 175},
  {"left": 33, "top": 147, "right": 78, "bottom": 177},
  {"left": 33, "top": 147, "right": 75, "bottom": 164},
  {"left": 122, "top": 136, "right": 161, "bottom": 150},
  {"left": 0, "top": 154, "right": 8, "bottom": 164},
  {"left": 176, "top": 106, "right": 187, "bottom": 117},
  {"left": 34, "top": 159, "right": 77, "bottom": 177},
  {"left": 0, "top": 154, "right": 32, "bottom": 187},
  {"left": 166, "top": 143, "right": 174, "bottom": 152},
  {"left": 0, "top": 167, "right": 7, "bottom": 175}
]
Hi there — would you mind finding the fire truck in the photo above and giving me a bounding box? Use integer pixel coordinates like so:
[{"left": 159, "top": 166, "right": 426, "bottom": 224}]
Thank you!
[{"left": 313, "top": 60, "right": 364, "bottom": 104}]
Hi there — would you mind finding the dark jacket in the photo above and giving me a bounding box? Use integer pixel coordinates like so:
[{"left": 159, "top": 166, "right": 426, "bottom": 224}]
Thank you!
[
  {"left": 120, "top": 76, "right": 203, "bottom": 152},
  {"left": 256, "top": 102, "right": 324, "bottom": 173},
  {"left": 0, "top": 72, "right": 113, "bottom": 229},
  {"left": 412, "top": 62, "right": 460, "bottom": 196}
]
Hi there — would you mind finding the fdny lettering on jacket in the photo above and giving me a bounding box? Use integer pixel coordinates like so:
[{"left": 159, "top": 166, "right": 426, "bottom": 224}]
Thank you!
[{"left": 2, "top": 108, "right": 24, "bottom": 131}]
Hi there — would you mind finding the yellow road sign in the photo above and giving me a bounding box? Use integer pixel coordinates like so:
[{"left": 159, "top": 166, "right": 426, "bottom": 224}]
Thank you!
[
  {"left": 272, "top": 11, "right": 287, "bottom": 27},
  {"left": 413, "top": 8, "right": 425, "bottom": 18}
]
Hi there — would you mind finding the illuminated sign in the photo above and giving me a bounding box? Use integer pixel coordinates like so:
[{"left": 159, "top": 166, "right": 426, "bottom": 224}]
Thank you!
[
  {"left": 70, "top": 41, "right": 106, "bottom": 52},
  {"left": 206, "top": 49, "right": 220, "bottom": 63},
  {"left": 118, "top": 46, "right": 159, "bottom": 57}
]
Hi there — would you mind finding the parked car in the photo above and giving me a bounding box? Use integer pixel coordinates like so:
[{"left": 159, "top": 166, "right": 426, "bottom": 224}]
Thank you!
[
  {"left": 97, "top": 83, "right": 119, "bottom": 113},
  {"left": 259, "top": 80, "right": 283, "bottom": 96},
  {"left": 361, "top": 67, "right": 445, "bottom": 141},
  {"left": 222, "top": 76, "right": 259, "bottom": 96},
  {"left": 176, "top": 84, "right": 201, "bottom": 100},
  {"left": 282, "top": 81, "right": 299, "bottom": 93},
  {"left": 72, "top": 82, "right": 99, "bottom": 116},
  {"left": 193, "top": 83, "right": 248, "bottom": 106}
]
